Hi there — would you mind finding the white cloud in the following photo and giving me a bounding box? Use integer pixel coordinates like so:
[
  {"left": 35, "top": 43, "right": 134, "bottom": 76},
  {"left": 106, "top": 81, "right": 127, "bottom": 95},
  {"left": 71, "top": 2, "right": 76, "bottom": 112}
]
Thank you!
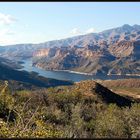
[
  {"left": 0, "top": 13, "right": 17, "bottom": 45},
  {"left": 69, "top": 27, "right": 96, "bottom": 37},
  {"left": 0, "top": 13, "right": 17, "bottom": 25},
  {"left": 0, "top": 28, "right": 16, "bottom": 45},
  {"left": 70, "top": 28, "right": 81, "bottom": 35},
  {"left": 86, "top": 28, "right": 95, "bottom": 34},
  {"left": 0, "top": 28, "right": 15, "bottom": 36}
]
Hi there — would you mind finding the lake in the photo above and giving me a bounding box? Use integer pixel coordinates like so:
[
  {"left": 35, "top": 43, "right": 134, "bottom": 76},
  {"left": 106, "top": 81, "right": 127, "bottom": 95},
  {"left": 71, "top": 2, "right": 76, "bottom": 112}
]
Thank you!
[{"left": 18, "top": 59, "right": 140, "bottom": 82}]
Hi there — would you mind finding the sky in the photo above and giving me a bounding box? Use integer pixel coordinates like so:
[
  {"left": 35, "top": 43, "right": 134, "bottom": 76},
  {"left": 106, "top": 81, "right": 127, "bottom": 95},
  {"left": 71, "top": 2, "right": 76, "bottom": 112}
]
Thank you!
[{"left": 0, "top": 2, "right": 140, "bottom": 45}]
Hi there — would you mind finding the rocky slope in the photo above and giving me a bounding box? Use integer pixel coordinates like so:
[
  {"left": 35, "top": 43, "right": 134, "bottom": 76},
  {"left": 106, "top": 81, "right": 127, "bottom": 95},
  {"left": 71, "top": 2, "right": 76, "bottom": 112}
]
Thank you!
[
  {"left": 32, "top": 24, "right": 140, "bottom": 75},
  {"left": 73, "top": 80, "right": 134, "bottom": 106}
]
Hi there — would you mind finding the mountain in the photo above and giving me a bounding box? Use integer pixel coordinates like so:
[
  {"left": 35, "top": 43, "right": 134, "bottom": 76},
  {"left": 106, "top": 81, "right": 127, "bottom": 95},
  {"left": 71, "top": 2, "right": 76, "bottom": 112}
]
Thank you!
[
  {"left": 1, "top": 24, "right": 140, "bottom": 75},
  {"left": 32, "top": 24, "right": 140, "bottom": 75}
]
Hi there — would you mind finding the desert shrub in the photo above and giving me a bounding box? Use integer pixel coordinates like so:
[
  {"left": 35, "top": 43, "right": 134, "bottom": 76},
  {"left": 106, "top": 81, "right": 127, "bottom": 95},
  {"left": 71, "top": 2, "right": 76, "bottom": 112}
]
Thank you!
[
  {"left": 14, "top": 90, "right": 32, "bottom": 102},
  {"left": 0, "top": 119, "right": 10, "bottom": 137},
  {"left": 0, "top": 119, "right": 63, "bottom": 138},
  {"left": 81, "top": 104, "right": 97, "bottom": 122},
  {"left": 40, "top": 105, "right": 69, "bottom": 125},
  {"left": 30, "top": 120, "right": 63, "bottom": 138},
  {"left": 0, "top": 82, "right": 15, "bottom": 122},
  {"left": 63, "top": 103, "right": 87, "bottom": 138},
  {"left": 47, "top": 91, "right": 83, "bottom": 112},
  {"left": 94, "top": 104, "right": 127, "bottom": 138},
  {"left": 122, "top": 103, "right": 140, "bottom": 138},
  {"left": 85, "top": 119, "right": 96, "bottom": 133},
  {"left": 1, "top": 81, "right": 140, "bottom": 138}
]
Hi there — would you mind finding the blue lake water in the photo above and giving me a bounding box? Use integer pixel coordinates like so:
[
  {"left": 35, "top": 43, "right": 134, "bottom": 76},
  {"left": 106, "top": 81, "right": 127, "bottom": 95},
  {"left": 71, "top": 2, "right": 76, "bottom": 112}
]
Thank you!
[{"left": 18, "top": 59, "right": 140, "bottom": 82}]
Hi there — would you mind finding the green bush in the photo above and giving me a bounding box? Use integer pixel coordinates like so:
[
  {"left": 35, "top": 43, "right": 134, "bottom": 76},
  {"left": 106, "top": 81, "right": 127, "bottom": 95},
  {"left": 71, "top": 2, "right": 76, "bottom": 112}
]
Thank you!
[
  {"left": 122, "top": 103, "right": 140, "bottom": 138},
  {"left": 0, "top": 82, "right": 140, "bottom": 138},
  {"left": 94, "top": 104, "right": 127, "bottom": 138}
]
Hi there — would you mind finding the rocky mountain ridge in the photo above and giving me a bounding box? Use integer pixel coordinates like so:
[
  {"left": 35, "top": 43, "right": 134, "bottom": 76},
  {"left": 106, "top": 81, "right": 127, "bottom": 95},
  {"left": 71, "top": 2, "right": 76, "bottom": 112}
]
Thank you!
[
  {"left": 32, "top": 24, "right": 140, "bottom": 75},
  {"left": 0, "top": 24, "right": 140, "bottom": 75}
]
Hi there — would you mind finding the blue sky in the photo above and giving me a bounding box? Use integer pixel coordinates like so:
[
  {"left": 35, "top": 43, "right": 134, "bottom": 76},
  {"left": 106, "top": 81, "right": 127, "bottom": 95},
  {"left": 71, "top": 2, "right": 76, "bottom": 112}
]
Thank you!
[{"left": 0, "top": 2, "right": 140, "bottom": 45}]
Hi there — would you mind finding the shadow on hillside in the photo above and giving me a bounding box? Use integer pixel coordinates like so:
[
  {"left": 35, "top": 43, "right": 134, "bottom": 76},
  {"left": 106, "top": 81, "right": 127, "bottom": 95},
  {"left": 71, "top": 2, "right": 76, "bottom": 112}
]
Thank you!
[{"left": 95, "top": 83, "right": 134, "bottom": 107}]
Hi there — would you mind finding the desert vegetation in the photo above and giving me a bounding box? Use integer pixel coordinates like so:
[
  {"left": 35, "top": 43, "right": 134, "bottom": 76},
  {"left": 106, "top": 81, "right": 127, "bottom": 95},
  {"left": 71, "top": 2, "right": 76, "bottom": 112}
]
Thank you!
[{"left": 0, "top": 80, "right": 140, "bottom": 138}]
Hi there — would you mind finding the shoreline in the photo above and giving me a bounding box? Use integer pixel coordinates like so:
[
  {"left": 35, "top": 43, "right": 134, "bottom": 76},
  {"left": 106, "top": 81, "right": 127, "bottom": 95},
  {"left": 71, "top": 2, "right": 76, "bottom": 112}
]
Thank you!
[
  {"left": 33, "top": 64, "right": 93, "bottom": 75},
  {"left": 37, "top": 67, "right": 140, "bottom": 77},
  {"left": 107, "top": 73, "right": 140, "bottom": 77},
  {"left": 29, "top": 62, "right": 140, "bottom": 77},
  {"left": 52, "top": 69, "right": 93, "bottom": 75}
]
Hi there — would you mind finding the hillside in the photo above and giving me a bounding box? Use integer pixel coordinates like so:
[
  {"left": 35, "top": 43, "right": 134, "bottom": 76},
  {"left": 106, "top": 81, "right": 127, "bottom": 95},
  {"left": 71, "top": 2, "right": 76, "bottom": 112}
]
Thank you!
[
  {"left": 32, "top": 24, "right": 140, "bottom": 75},
  {"left": 97, "top": 79, "right": 140, "bottom": 101},
  {"left": 0, "top": 79, "right": 139, "bottom": 138},
  {"left": 0, "top": 58, "right": 73, "bottom": 89}
]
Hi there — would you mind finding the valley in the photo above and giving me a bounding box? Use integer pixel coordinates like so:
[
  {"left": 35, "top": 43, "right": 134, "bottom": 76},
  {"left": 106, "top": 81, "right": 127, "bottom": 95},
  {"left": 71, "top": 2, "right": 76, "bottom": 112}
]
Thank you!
[
  {"left": 0, "top": 57, "right": 73, "bottom": 90},
  {"left": 18, "top": 58, "right": 140, "bottom": 82},
  {"left": 1, "top": 24, "right": 140, "bottom": 76},
  {"left": 0, "top": 24, "right": 140, "bottom": 101}
]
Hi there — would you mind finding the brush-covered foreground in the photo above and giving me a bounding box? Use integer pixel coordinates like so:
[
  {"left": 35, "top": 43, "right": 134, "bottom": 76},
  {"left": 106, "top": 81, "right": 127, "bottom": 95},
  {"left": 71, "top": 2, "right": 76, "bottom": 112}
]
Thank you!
[{"left": 0, "top": 80, "right": 140, "bottom": 138}]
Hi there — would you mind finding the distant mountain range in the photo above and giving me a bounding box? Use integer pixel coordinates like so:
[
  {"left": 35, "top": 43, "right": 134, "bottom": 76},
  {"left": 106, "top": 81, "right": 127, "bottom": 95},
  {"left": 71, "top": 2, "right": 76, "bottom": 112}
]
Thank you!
[{"left": 0, "top": 24, "right": 140, "bottom": 75}]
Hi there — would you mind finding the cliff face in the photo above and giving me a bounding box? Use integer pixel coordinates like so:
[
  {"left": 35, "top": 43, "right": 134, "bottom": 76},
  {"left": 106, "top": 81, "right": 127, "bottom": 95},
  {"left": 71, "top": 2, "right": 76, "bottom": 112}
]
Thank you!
[
  {"left": 108, "top": 41, "right": 134, "bottom": 57},
  {"left": 31, "top": 24, "right": 140, "bottom": 75}
]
